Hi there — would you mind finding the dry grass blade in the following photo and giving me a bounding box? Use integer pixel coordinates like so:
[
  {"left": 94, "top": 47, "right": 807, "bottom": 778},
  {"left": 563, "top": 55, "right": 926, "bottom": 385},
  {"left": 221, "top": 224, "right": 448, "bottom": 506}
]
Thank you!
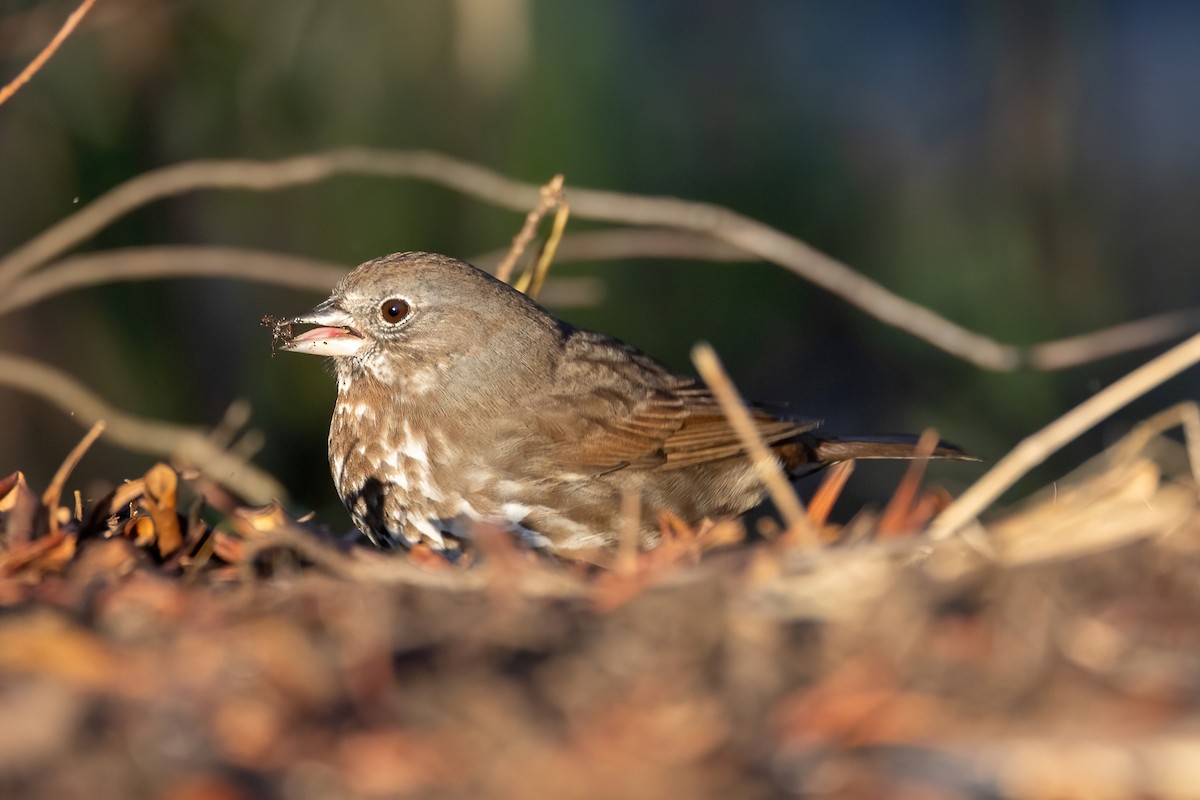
[
  {"left": 986, "top": 457, "right": 1194, "bottom": 566},
  {"left": 521, "top": 199, "right": 570, "bottom": 301},
  {"left": 806, "top": 460, "right": 854, "bottom": 530},
  {"left": 41, "top": 420, "right": 105, "bottom": 535},
  {"left": 0, "top": 0, "right": 98, "bottom": 108},
  {"left": 690, "top": 342, "right": 816, "bottom": 546},
  {"left": 495, "top": 174, "right": 565, "bottom": 284},
  {"left": 877, "top": 429, "right": 938, "bottom": 537},
  {"left": 1108, "top": 401, "right": 1200, "bottom": 483},
  {"left": 931, "top": 330, "right": 1200, "bottom": 539},
  {"left": 964, "top": 401, "right": 1200, "bottom": 568}
]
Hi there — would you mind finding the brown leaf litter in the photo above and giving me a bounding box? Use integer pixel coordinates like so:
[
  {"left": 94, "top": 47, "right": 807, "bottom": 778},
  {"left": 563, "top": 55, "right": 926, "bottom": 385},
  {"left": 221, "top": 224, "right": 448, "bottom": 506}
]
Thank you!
[{"left": 0, "top": 415, "right": 1199, "bottom": 799}]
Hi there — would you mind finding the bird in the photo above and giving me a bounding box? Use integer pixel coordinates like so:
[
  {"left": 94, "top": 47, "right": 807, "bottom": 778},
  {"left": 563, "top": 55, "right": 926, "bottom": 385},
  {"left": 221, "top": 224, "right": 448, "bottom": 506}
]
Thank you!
[{"left": 276, "top": 251, "right": 970, "bottom": 555}]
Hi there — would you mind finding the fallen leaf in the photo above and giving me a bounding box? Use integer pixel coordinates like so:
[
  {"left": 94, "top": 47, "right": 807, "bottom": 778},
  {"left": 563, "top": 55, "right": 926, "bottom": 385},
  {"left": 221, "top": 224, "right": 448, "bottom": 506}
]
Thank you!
[
  {"left": 142, "top": 463, "right": 183, "bottom": 558},
  {"left": 0, "top": 533, "right": 76, "bottom": 577}
]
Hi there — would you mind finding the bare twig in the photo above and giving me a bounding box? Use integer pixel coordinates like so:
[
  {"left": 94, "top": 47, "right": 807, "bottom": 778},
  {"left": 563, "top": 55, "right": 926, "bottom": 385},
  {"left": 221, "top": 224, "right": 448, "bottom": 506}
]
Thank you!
[
  {"left": 0, "top": 151, "right": 525, "bottom": 289},
  {"left": 930, "top": 331, "right": 1200, "bottom": 539},
  {"left": 477, "top": 227, "right": 753, "bottom": 267},
  {"left": 42, "top": 420, "right": 105, "bottom": 534},
  {"left": 0, "top": 247, "right": 348, "bottom": 316},
  {"left": 1028, "top": 306, "right": 1200, "bottom": 370},
  {"left": 3, "top": 149, "right": 1194, "bottom": 371},
  {"left": 0, "top": 0, "right": 97, "bottom": 108},
  {"left": 691, "top": 342, "right": 817, "bottom": 547},
  {"left": 0, "top": 353, "right": 286, "bottom": 504},
  {"left": 13, "top": 242, "right": 1188, "bottom": 377},
  {"left": 0, "top": 150, "right": 1009, "bottom": 369},
  {"left": 493, "top": 173, "right": 565, "bottom": 284}
]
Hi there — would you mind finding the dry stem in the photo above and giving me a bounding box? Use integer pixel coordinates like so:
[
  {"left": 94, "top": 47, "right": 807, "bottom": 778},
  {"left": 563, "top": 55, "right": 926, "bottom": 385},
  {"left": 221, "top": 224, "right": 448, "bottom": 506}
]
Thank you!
[
  {"left": 1108, "top": 401, "right": 1200, "bottom": 485},
  {"left": 931, "top": 331, "right": 1200, "bottom": 539},
  {"left": 691, "top": 342, "right": 817, "bottom": 546},
  {"left": 518, "top": 198, "right": 570, "bottom": 301},
  {"left": 0, "top": 0, "right": 97, "bottom": 108},
  {"left": 806, "top": 460, "right": 854, "bottom": 529},
  {"left": 877, "top": 429, "right": 938, "bottom": 536},
  {"left": 1028, "top": 305, "right": 1200, "bottom": 370},
  {"left": 42, "top": 420, "right": 105, "bottom": 534},
  {"left": 493, "top": 173, "right": 565, "bottom": 284},
  {"left": 7, "top": 242, "right": 1186, "bottom": 374}
]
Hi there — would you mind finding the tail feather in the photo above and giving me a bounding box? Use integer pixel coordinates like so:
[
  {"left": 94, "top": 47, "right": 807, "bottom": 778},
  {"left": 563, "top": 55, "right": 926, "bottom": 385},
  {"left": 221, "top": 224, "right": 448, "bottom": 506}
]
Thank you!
[{"left": 776, "top": 433, "right": 976, "bottom": 472}]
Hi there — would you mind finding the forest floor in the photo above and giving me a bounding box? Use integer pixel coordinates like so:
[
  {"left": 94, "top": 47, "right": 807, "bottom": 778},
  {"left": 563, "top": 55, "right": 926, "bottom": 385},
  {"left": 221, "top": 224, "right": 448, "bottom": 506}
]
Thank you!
[{"left": 2, "top": 416, "right": 1199, "bottom": 800}]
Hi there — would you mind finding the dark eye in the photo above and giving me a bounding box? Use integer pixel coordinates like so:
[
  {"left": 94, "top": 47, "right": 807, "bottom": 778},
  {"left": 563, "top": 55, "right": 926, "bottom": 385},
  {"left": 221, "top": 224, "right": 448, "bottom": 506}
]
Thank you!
[{"left": 380, "top": 298, "right": 410, "bottom": 324}]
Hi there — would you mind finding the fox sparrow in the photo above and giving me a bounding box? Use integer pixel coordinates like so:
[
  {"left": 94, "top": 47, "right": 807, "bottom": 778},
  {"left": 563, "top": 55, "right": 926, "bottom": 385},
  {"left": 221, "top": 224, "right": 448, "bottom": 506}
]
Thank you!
[{"left": 277, "top": 252, "right": 968, "bottom": 553}]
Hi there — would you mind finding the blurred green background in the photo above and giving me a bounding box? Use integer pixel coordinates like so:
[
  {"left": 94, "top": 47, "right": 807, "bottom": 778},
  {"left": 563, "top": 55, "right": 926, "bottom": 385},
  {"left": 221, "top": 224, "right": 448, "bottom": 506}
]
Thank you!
[{"left": 1, "top": 0, "right": 1197, "bottom": 526}]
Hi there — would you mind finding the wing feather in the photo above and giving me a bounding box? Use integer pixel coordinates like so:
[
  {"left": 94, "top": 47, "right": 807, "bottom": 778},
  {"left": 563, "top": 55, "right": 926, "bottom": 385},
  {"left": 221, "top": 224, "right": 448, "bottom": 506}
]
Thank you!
[{"left": 535, "top": 330, "right": 818, "bottom": 472}]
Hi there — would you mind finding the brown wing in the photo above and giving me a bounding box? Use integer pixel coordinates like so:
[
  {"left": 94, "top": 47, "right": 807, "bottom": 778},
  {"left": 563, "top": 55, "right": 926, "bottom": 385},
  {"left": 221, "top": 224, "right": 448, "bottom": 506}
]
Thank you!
[
  {"left": 659, "top": 387, "right": 818, "bottom": 469},
  {"left": 535, "top": 331, "right": 817, "bottom": 473}
]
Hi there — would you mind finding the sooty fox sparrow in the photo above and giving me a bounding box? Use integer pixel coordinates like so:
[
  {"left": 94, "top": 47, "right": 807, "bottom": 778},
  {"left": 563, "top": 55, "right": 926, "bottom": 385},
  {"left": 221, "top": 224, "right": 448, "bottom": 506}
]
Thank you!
[{"left": 277, "top": 252, "right": 969, "bottom": 553}]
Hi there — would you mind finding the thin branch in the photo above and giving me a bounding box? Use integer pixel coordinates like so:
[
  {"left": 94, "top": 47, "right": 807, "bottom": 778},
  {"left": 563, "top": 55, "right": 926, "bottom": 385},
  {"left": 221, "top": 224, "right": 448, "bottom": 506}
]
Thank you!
[
  {"left": 691, "top": 342, "right": 817, "bottom": 547},
  {"left": 537, "top": 227, "right": 752, "bottom": 264},
  {"left": 930, "top": 331, "right": 1200, "bottom": 539},
  {"left": 10, "top": 244, "right": 1192, "bottom": 378},
  {"left": 0, "top": 246, "right": 348, "bottom": 317},
  {"left": 0, "top": 0, "right": 98, "bottom": 108},
  {"left": 2, "top": 149, "right": 1194, "bottom": 371},
  {"left": 1028, "top": 306, "right": 1200, "bottom": 370},
  {"left": 471, "top": 228, "right": 753, "bottom": 269},
  {"left": 0, "top": 149, "right": 1013, "bottom": 369},
  {"left": 0, "top": 353, "right": 287, "bottom": 504},
  {"left": 0, "top": 236, "right": 743, "bottom": 321},
  {"left": 0, "top": 150, "right": 536, "bottom": 290}
]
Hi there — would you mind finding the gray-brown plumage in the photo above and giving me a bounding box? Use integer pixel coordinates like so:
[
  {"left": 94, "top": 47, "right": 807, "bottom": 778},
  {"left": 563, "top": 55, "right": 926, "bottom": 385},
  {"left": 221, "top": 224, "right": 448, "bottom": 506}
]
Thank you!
[{"left": 278, "top": 252, "right": 969, "bottom": 553}]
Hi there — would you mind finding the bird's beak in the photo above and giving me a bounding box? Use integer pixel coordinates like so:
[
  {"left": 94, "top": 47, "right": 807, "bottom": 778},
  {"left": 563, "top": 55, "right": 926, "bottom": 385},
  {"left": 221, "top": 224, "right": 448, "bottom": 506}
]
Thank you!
[{"left": 276, "top": 299, "right": 365, "bottom": 357}]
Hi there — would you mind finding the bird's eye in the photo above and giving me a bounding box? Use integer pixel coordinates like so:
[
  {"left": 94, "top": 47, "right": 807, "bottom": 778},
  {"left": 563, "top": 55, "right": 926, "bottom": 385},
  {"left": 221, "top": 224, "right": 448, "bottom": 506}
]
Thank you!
[{"left": 380, "top": 298, "right": 411, "bottom": 324}]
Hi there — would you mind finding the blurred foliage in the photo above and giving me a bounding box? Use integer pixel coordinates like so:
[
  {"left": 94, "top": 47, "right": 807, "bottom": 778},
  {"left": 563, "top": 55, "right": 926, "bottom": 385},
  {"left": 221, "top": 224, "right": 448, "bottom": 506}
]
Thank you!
[{"left": 1, "top": 0, "right": 1198, "bottom": 526}]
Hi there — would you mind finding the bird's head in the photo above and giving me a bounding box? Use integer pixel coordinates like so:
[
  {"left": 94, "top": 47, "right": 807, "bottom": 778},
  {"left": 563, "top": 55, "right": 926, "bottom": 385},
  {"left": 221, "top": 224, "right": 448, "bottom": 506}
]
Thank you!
[{"left": 276, "top": 251, "right": 560, "bottom": 393}]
